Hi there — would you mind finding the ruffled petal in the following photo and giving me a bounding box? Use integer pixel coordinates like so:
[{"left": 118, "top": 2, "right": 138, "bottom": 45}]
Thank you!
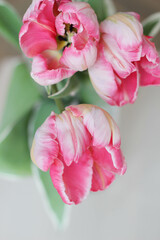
[
  {"left": 23, "top": 0, "right": 55, "bottom": 29},
  {"left": 102, "top": 34, "right": 136, "bottom": 78},
  {"left": 88, "top": 45, "right": 139, "bottom": 106},
  {"left": 23, "top": 0, "right": 43, "bottom": 22},
  {"left": 101, "top": 12, "right": 143, "bottom": 52},
  {"left": 55, "top": 110, "right": 91, "bottom": 166},
  {"left": 139, "top": 61, "right": 160, "bottom": 86},
  {"left": 19, "top": 21, "right": 57, "bottom": 58},
  {"left": 91, "top": 146, "right": 126, "bottom": 191},
  {"left": 31, "top": 112, "right": 59, "bottom": 171},
  {"left": 60, "top": 39, "right": 97, "bottom": 71},
  {"left": 139, "top": 37, "right": 160, "bottom": 86},
  {"left": 50, "top": 151, "right": 93, "bottom": 204},
  {"left": 58, "top": 2, "right": 99, "bottom": 41},
  {"left": 67, "top": 104, "right": 121, "bottom": 148},
  {"left": 31, "top": 52, "right": 76, "bottom": 86}
]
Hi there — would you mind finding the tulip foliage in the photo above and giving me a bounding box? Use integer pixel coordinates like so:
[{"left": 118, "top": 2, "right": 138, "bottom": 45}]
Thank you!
[{"left": 0, "top": 0, "right": 160, "bottom": 228}]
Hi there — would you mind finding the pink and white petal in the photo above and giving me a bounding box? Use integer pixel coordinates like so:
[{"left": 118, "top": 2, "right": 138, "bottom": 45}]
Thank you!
[
  {"left": 31, "top": 112, "right": 59, "bottom": 171},
  {"left": 67, "top": 104, "right": 122, "bottom": 150},
  {"left": 58, "top": 2, "right": 99, "bottom": 40},
  {"left": 89, "top": 49, "right": 139, "bottom": 106},
  {"left": 19, "top": 21, "right": 57, "bottom": 57},
  {"left": 23, "top": 0, "right": 55, "bottom": 29},
  {"left": 125, "top": 12, "right": 140, "bottom": 21},
  {"left": 141, "top": 36, "right": 158, "bottom": 63},
  {"left": 50, "top": 151, "right": 93, "bottom": 205},
  {"left": 88, "top": 47, "right": 119, "bottom": 105},
  {"left": 91, "top": 164, "right": 115, "bottom": 192},
  {"left": 91, "top": 156, "right": 115, "bottom": 192},
  {"left": 139, "top": 62, "right": 160, "bottom": 86},
  {"left": 105, "top": 146, "right": 126, "bottom": 174},
  {"left": 23, "top": 0, "right": 43, "bottom": 22},
  {"left": 91, "top": 146, "right": 126, "bottom": 192},
  {"left": 55, "top": 11, "right": 80, "bottom": 36},
  {"left": 31, "top": 53, "right": 76, "bottom": 86},
  {"left": 67, "top": 104, "right": 111, "bottom": 148},
  {"left": 102, "top": 111, "right": 121, "bottom": 148},
  {"left": 36, "top": 0, "right": 56, "bottom": 29},
  {"left": 101, "top": 12, "right": 143, "bottom": 51},
  {"left": 91, "top": 147, "right": 125, "bottom": 174},
  {"left": 60, "top": 40, "right": 97, "bottom": 71},
  {"left": 102, "top": 34, "right": 137, "bottom": 78},
  {"left": 89, "top": 45, "right": 138, "bottom": 106},
  {"left": 82, "top": 107, "right": 112, "bottom": 148},
  {"left": 55, "top": 111, "right": 91, "bottom": 166},
  {"left": 118, "top": 70, "right": 139, "bottom": 106}
]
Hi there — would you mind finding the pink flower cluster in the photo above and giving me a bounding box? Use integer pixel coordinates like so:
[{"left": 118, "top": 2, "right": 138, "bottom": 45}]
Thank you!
[
  {"left": 19, "top": 0, "right": 160, "bottom": 204},
  {"left": 19, "top": 0, "right": 160, "bottom": 106}
]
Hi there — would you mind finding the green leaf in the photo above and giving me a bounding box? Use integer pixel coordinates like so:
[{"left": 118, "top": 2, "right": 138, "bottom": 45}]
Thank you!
[
  {"left": 0, "top": 0, "right": 22, "bottom": 48},
  {"left": 29, "top": 99, "right": 69, "bottom": 228},
  {"left": 33, "top": 166, "right": 69, "bottom": 228},
  {"left": 0, "top": 113, "right": 31, "bottom": 177},
  {"left": 143, "top": 12, "right": 160, "bottom": 37},
  {"left": 0, "top": 62, "right": 41, "bottom": 139}
]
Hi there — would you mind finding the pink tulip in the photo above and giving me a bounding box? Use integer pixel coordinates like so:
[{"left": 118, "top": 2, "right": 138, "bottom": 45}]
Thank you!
[
  {"left": 19, "top": 0, "right": 99, "bottom": 86},
  {"left": 88, "top": 12, "right": 160, "bottom": 106},
  {"left": 31, "top": 104, "right": 126, "bottom": 205}
]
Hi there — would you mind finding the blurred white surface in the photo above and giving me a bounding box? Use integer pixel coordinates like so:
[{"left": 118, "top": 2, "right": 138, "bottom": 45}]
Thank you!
[{"left": 0, "top": 72, "right": 160, "bottom": 239}]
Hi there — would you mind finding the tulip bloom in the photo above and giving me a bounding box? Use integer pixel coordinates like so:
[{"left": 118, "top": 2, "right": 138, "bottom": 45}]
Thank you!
[
  {"left": 19, "top": 0, "right": 99, "bottom": 86},
  {"left": 31, "top": 104, "right": 126, "bottom": 205},
  {"left": 88, "top": 12, "right": 160, "bottom": 106}
]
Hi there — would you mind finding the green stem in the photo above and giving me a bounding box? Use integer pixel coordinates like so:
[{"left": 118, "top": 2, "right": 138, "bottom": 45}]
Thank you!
[{"left": 51, "top": 84, "right": 65, "bottom": 113}]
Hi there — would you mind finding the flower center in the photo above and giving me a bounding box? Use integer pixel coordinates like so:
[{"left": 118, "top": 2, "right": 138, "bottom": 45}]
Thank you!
[{"left": 56, "top": 23, "right": 77, "bottom": 51}]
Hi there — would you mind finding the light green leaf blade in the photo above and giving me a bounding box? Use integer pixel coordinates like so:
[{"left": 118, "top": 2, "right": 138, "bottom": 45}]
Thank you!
[
  {"left": 143, "top": 12, "right": 160, "bottom": 37},
  {"left": 33, "top": 166, "right": 69, "bottom": 228},
  {"left": 30, "top": 99, "right": 69, "bottom": 228},
  {"left": 0, "top": 113, "right": 31, "bottom": 177},
  {"left": 0, "top": 62, "right": 41, "bottom": 139},
  {"left": 0, "top": 0, "right": 22, "bottom": 48}
]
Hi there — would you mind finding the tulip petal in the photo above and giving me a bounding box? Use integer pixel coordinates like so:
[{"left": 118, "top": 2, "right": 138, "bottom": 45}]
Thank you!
[
  {"left": 101, "top": 12, "right": 143, "bottom": 52},
  {"left": 23, "top": 0, "right": 55, "bottom": 29},
  {"left": 58, "top": 2, "right": 99, "bottom": 41},
  {"left": 31, "top": 112, "right": 59, "bottom": 171},
  {"left": 139, "top": 62, "right": 160, "bottom": 86},
  {"left": 91, "top": 146, "right": 126, "bottom": 191},
  {"left": 67, "top": 104, "right": 112, "bottom": 148},
  {"left": 67, "top": 104, "right": 122, "bottom": 150},
  {"left": 102, "top": 34, "right": 136, "bottom": 78},
  {"left": 19, "top": 21, "right": 57, "bottom": 58},
  {"left": 60, "top": 39, "right": 97, "bottom": 71},
  {"left": 105, "top": 146, "right": 126, "bottom": 174},
  {"left": 23, "top": 0, "right": 43, "bottom": 22},
  {"left": 91, "top": 148, "right": 115, "bottom": 192},
  {"left": 92, "top": 147, "right": 126, "bottom": 174},
  {"left": 31, "top": 52, "right": 76, "bottom": 86},
  {"left": 55, "top": 111, "right": 91, "bottom": 166},
  {"left": 89, "top": 46, "right": 139, "bottom": 106},
  {"left": 139, "top": 37, "right": 160, "bottom": 86},
  {"left": 50, "top": 151, "right": 93, "bottom": 204}
]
